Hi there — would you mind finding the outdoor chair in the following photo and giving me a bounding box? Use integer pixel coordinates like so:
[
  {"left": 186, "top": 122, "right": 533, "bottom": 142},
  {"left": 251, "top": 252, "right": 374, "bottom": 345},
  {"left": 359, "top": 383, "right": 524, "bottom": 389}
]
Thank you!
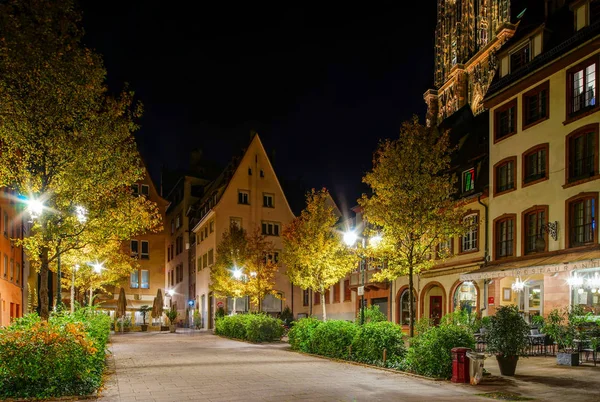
[{"left": 529, "top": 328, "right": 546, "bottom": 356}]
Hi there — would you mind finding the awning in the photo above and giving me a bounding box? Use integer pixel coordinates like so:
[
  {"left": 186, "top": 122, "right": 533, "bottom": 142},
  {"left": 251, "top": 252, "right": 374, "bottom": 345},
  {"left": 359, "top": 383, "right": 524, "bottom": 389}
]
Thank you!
[
  {"left": 98, "top": 299, "right": 159, "bottom": 311},
  {"left": 460, "top": 248, "right": 600, "bottom": 281}
]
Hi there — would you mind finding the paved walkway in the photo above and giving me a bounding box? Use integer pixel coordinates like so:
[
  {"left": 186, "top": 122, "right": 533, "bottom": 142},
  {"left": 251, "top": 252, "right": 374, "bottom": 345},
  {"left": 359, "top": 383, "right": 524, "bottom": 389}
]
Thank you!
[{"left": 99, "top": 330, "right": 489, "bottom": 402}]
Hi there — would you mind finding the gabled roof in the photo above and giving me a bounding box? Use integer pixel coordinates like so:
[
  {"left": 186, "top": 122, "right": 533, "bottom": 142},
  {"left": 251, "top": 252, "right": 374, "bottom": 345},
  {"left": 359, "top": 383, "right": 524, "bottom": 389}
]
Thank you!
[{"left": 189, "top": 133, "right": 295, "bottom": 228}]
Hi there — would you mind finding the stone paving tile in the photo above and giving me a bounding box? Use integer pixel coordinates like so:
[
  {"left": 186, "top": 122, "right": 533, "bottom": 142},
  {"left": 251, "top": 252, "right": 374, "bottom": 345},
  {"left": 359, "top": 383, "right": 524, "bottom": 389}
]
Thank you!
[{"left": 101, "top": 329, "right": 600, "bottom": 402}]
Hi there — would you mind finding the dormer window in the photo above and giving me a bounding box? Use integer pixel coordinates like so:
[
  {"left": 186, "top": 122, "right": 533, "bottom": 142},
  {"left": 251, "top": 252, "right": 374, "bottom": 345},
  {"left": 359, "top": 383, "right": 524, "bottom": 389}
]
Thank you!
[
  {"left": 574, "top": 1, "right": 589, "bottom": 31},
  {"left": 462, "top": 168, "right": 475, "bottom": 193},
  {"left": 510, "top": 43, "right": 530, "bottom": 72}
]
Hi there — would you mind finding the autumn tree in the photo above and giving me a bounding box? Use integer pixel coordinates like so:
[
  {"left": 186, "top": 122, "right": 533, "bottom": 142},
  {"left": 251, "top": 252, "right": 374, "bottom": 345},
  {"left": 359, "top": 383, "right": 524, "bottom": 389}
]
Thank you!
[
  {"left": 0, "top": 0, "right": 161, "bottom": 319},
  {"left": 282, "top": 188, "right": 358, "bottom": 321},
  {"left": 359, "top": 117, "right": 466, "bottom": 336},
  {"left": 245, "top": 229, "right": 279, "bottom": 312},
  {"left": 210, "top": 225, "right": 249, "bottom": 314}
]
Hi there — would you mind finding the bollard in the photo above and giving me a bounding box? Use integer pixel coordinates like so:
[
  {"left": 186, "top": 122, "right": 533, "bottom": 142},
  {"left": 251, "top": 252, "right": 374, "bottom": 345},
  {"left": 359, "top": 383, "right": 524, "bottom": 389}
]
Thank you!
[{"left": 383, "top": 348, "right": 387, "bottom": 365}]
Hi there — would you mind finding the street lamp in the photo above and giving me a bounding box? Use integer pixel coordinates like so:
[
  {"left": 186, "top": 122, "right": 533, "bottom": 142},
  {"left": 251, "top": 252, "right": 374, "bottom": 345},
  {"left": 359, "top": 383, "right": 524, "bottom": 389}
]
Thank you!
[
  {"left": 344, "top": 230, "right": 381, "bottom": 325},
  {"left": 71, "top": 264, "right": 79, "bottom": 313}
]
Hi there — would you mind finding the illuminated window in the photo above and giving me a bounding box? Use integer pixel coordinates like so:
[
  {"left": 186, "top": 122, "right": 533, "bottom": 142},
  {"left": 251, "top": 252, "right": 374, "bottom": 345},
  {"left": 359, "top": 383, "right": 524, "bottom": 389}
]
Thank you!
[
  {"left": 141, "top": 270, "right": 149, "bottom": 289},
  {"left": 495, "top": 216, "right": 515, "bottom": 258},
  {"left": 130, "top": 270, "right": 139, "bottom": 288},
  {"left": 568, "top": 57, "right": 597, "bottom": 117},
  {"left": 461, "top": 214, "right": 478, "bottom": 252},
  {"left": 462, "top": 168, "right": 475, "bottom": 192}
]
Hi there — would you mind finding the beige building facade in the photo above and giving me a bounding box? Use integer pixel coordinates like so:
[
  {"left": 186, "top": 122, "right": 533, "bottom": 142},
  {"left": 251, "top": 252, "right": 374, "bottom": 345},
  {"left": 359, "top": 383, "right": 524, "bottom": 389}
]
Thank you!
[
  {"left": 191, "top": 134, "right": 296, "bottom": 329},
  {"left": 469, "top": 0, "right": 600, "bottom": 321}
]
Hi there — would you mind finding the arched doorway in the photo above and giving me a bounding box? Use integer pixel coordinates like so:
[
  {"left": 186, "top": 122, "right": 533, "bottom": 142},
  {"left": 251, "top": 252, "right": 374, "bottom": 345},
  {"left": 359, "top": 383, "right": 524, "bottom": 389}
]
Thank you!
[
  {"left": 395, "top": 286, "right": 417, "bottom": 327},
  {"left": 450, "top": 281, "right": 479, "bottom": 316},
  {"left": 421, "top": 282, "right": 446, "bottom": 326}
]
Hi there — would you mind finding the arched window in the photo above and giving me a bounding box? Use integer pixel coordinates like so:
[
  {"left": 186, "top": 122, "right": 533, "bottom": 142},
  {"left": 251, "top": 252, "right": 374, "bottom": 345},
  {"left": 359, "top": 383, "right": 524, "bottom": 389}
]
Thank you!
[
  {"left": 453, "top": 281, "right": 477, "bottom": 314},
  {"left": 399, "top": 289, "right": 417, "bottom": 326}
]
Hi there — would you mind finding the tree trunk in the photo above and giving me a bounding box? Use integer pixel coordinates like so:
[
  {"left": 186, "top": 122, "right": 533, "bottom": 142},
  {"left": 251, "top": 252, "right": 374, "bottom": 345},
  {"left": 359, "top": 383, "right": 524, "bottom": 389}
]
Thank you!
[
  {"left": 309, "top": 289, "right": 313, "bottom": 316},
  {"left": 321, "top": 291, "right": 327, "bottom": 322},
  {"left": 408, "top": 265, "right": 414, "bottom": 337},
  {"left": 39, "top": 246, "right": 50, "bottom": 320},
  {"left": 231, "top": 297, "right": 237, "bottom": 315}
]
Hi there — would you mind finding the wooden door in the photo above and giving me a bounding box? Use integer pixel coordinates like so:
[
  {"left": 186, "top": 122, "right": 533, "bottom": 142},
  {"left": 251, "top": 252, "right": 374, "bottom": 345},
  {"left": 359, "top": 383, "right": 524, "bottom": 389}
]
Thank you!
[{"left": 430, "top": 295, "right": 442, "bottom": 326}]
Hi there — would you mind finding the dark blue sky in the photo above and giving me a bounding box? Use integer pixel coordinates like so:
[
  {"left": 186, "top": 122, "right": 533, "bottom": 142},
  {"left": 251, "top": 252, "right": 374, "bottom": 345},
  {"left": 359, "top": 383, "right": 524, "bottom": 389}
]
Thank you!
[{"left": 81, "top": 1, "right": 437, "bottom": 213}]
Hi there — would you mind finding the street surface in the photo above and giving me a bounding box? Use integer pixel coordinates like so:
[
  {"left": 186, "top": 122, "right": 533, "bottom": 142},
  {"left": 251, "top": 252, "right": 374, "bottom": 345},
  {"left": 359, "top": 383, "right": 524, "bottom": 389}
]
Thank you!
[{"left": 99, "top": 330, "right": 489, "bottom": 402}]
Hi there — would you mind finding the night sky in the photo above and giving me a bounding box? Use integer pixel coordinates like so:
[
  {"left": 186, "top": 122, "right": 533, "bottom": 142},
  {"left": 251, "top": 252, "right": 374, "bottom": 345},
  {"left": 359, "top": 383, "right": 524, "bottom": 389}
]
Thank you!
[{"left": 80, "top": 1, "right": 437, "bottom": 213}]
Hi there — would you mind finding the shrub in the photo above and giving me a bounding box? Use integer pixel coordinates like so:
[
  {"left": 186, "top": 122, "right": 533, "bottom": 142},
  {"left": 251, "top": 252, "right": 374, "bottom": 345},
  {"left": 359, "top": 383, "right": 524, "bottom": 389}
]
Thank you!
[
  {"left": 311, "top": 320, "right": 357, "bottom": 359},
  {"left": 245, "top": 314, "right": 284, "bottom": 342},
  {"left": 405, "top": 323, "right": 475, "bottom": 379},
  {"left": 288, "top": 317, "right": 321, "bottom": 353},
  {"left": 358, "top": 305, "right": 387, "bottom": 323},
  {"left": 215, "top": 314, "right": 283, "bottom": 342},
  {"left": 0, "top": 308, "right": 110, "bottom": 399},
  {"left": 352, "top": 321, "right": 406, "bottom": 365}
]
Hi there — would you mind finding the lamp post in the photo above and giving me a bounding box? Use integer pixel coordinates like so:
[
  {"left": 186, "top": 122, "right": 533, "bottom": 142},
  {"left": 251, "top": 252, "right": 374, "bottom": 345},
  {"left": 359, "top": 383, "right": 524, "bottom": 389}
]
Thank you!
[
  {"left": 344, "top": 231, "right": 381, "bottom": 325},
  {"left": 71, "top": 264, "right": 79, "bottom": 313}
]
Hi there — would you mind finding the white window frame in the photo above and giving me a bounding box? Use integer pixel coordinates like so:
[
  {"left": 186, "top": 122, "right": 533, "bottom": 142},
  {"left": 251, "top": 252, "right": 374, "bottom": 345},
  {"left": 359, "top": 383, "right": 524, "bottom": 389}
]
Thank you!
[
  {"left": 238, "top": 190, "right": 250, "bottom": 205},
  {"left": 462, "top": 214, "right": 479, "bottom": 252},
  {"left": 261, "top": 221, "right": 280, "bottom": 236},
  {"left": 263, "top": 193, "right": 274, "bottom": 208}
]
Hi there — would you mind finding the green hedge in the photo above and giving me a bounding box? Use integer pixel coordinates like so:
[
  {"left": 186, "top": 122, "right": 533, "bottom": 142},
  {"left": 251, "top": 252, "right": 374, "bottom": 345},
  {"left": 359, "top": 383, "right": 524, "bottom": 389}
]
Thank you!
[
  {"left": 215, "top": 313, "right": 284, "bottom": 342},
  {"left": 312, "top": 320, "right": 358, "bottom": 359},
  {"left": 352, "top": 321, "right": 406, "bottom": 365},
  {"left": 288, "top": 317, "right": 321, "bottom": 353},
  {"left": 289, "top": 318, "right": 406, "bottom": 366},
  {"left": 404, "top": 324, "right": 475, "bottom": 379},
  {"left": 0, "top": 308, "right": 111, "bottom": 399}
]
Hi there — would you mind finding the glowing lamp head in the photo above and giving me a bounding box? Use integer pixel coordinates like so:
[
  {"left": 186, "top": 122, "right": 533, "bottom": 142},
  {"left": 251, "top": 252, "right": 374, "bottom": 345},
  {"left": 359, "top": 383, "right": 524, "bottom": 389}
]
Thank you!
[
  {"left": 232, "top": 269, "right": 243, "bottom": 280},
  {"left": 93, "top": 263, "right": 103, "bottom": 274},
  {"left": 167, "top": 289, "right": 175, "bottom": 297},
  {"left": 26, "top": 198, "right": 45, "bottom": 218},
  {"left": 250, "top": 271, "right": 257, "bottom": 278},
  {"left": 75, "top": 205, "right": 88, "bottom": 223},
  {"left": 74, "top": 264, "right": 80, "bottom": 271},
  {"left": 343, "top": 231, "right": 358, "bottom": 247}
]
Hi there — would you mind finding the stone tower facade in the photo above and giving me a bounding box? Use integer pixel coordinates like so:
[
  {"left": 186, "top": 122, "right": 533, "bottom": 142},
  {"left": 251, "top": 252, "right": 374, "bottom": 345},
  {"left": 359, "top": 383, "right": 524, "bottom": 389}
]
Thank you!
[{"left": 425, "top": 0, "right": 516, "bottom": 126}]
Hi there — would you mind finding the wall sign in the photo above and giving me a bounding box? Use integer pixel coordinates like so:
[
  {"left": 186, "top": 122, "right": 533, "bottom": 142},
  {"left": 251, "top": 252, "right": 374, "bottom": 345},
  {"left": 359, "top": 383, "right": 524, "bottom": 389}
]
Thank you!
[{"left": 488, "top": 296, "right": 494, "bottom": 305}]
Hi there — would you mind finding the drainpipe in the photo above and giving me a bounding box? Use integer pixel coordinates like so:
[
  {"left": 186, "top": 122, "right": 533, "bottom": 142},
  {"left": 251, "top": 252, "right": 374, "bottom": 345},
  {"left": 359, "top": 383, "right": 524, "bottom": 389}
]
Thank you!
[{"left": 478, "top": 193, "right": 489, "bottom": 314}]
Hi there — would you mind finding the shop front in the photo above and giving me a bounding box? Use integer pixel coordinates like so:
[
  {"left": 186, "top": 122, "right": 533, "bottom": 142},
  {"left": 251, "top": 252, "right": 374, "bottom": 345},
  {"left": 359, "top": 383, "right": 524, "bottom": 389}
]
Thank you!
[{"left": 461, "top": 250, "right": 600, "bottom": 321}]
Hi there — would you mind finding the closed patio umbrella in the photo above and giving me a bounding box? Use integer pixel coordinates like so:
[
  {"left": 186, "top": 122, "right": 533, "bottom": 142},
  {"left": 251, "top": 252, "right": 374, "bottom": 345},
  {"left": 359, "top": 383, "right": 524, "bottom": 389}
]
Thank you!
[
  {"left": 116, "top": 287, "right": 127, "bottom": 333},
  {"left": 152, "top": 289, "right": 164, "bottom": 324}
]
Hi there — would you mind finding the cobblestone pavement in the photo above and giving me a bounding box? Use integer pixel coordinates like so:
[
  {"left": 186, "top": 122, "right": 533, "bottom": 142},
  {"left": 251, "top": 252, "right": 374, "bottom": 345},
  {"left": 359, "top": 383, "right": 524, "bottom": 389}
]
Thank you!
[{"left": 99, "top": 330, "right": 489, "bottom": 402}]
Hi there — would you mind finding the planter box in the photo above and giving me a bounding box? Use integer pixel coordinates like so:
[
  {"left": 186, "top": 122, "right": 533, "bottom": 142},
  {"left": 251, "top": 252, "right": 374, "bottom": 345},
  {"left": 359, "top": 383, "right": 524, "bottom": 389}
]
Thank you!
[{"left": 557, "top": 352, "right": 579, "bottom": 366}]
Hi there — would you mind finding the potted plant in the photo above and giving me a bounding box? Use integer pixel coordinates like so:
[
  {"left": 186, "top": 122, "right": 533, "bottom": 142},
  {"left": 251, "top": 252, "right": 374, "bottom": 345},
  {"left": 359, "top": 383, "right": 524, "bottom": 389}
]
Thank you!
[
  {"left": 138, "top": 305, "right": 152, "bottom": 332},
  {"left": 485, "top": 305, "right": 530, "bottom": 376},
  {"left": 166, "top": 306, "right": 178, "bottom": 333},
  {"left": 542, "top": 306, "right": 586, "bottom": 366}
]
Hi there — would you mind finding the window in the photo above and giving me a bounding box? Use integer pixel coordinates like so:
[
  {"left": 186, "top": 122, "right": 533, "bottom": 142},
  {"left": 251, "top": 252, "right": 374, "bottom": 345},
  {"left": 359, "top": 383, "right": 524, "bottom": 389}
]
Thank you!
[
  {"left": 167, "top": 245, "right": 171, "bottom": 262},
  {"left": 437, "top": 238, "right": 453, "bottom": 258},
  {"left": 208, "top": 249, "right": 214, "bottom": 266},
  {"left": 170, "top": 219, "right": 175, "bottom": 234},
  {"left": 15, "top": 263, "right": 20, "bottom": 284},
  {"left": 523, "top": 206, "right": 548, "bottom": 255},
  {"left": 204, "top": 227, "right": 208, "bottom": 238},
  {"left": 462, "top": 168, "right": 475, "bottom": 193},
  {"left": 399, "top": 289, "right": 416, "bottom": 326},
  {"left": 333, "top": 282, "right": 341, "bottom": 303},
  {"left": 303, "top": 289, "right": 309, "bottom": 306},
  {"left": 314, "top": 291, "right": 320, "bottom": 305},
  {"left": 141, "top": 184, "right": 149, "bottom": 196},
  {"left": 130, "top": 270, "right": 139, "bottom": 288},
  {"left": 494, "top": 157, "right": 516, "bottom": 195},
  {"left": 170, "top": 244, "right": 174, "bottom": 259},
  {"left": 9, "top": 259, "right": 13, "bottom": 281},
  {"left": 3, "top": 212, "right": 7, "bottom": 237},
  {"left": 461, "top": 213, "right": 479, "bottom": 253},
  {"left": 567, "top": 193, "right": 597, "bottom": 248},
  {"left": 3, "top": 254, "right": 7, "bottom": 277},
  {"left": 176, "top": 236, "right": 183, "bottom": 255},
  {"left": 344, "top": 280, "right": 351, "bottom": 301},
  {"left": 200, "top": 229, "right": 204, "bottom": 241},
  {"left": 262, "top": 293, "right": 282, "bottom": 313},
  {"left": 203, "top": 253, "right": 208, "bottom": 269},
  {"left": 248, "top": 168, "right": 252, "bottom": 175},
  {"left": 177, "top": 264, "right": 184, "bottom": 283},
  {"left": 266, "top": 251, "right": 280, "bottom": 264},
  {"left": 494, "top": 99, "right": 517, "bottom": 142},
  {"left": 261, "top": 221, "right": 280, "bottom": 236},
  {"left": 175, "top": 213, "right": 181, "bottom": 229},
  {"left": 510, "top": 43, "right": 530, "bottom": 72},
  {"left": 170, "top": 270, "right": 174, "bottom": 287},
  {"left": 260, "top": 170, "right": 264, "bottom": 178},
  {"left": 566, "top": 124, "right": 598, "bottom": 183},
  {"left": 141, "top": 270, "right": 149, "bottom": 289},
  {"left": 130, "top": 240, "right": 139, "bottom": 257},
  {"left": 230, "top": 217, "right": 242, "bottom": 229},
  {"left": 209, "top": 220, "right": 214, "bottom": 233},
  {"left": 523, "top": 81, "right": 549, "bottom": 128},
  {"left": 495, "top": 215, "right": 516, "bottom": 259},
  {"left": 263, "top": 193, "right": 274, "bottom": 208},
  {"left": 567, "top": 56, "right": 597, "bottom": 118},
  {"left": 238, "top": 190, "right": 250, "bottom": 205},
  {"left": 198, "top": 256, "right": 203, "bottom": 270},
  {"left": 324, "top": 289, "right": 330, "bottom": 304},
  {"left": 131, "top": 184, "right": 139, "bottom": 195},
  {"left": 523, "top": 144, "right": 549, "bottom": 186},
  {"left": 574, "top": 3, "right": 589, "bottom": 31},
  {"left": 141, "top": 240, "right": 149, "bottom": 259}
]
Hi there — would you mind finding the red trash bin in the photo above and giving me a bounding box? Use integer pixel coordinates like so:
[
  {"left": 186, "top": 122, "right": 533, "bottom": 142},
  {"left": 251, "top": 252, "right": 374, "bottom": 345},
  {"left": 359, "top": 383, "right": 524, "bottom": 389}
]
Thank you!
[{"left": 451, "top": 347, "right": 471, "bottom": 383}]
